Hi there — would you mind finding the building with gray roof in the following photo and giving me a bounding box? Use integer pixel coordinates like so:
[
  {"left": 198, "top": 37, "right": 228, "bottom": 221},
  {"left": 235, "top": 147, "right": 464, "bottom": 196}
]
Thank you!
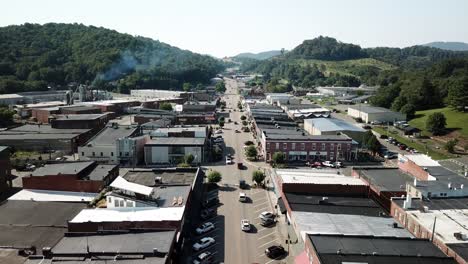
[{"left": 348, "top": 105, "right": 406, "bottom": 124}]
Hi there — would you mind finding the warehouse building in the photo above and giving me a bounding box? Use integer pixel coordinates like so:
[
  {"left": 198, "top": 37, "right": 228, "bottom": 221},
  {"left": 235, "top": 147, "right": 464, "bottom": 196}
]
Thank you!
[
  {"left": 347, "top": 105, "right": 406, "bottom": 124},
  {"left": 49, "top": 113, "right": 111, "bottom": 130},
  {"left": 304, "top": 118, "right": 366, "bottom": 144}
]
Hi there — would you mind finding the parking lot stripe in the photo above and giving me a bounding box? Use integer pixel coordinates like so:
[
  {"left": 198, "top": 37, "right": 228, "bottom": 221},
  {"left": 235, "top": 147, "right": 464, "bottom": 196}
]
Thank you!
[
  {"left": 258, "top": 233, "right": 276, "bottom": 240},
  {"left": 258, "top": 238, "right": 279, "bottom": 249},
  {"left": 265, "top": 258, "right": 279, "bottom": 264},
  {"left": 253, "top": 201, "right": 269, "bottom": 208}
]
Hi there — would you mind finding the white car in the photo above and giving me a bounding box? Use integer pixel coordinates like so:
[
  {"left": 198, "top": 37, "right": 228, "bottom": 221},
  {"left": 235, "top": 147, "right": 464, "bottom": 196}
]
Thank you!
[
  {"left": 192, "top": 237, "right": 215, "bottom": 251},
  {"left": 226, "top": 157, "right": 233, "bottom": 165},
  {"left": 241, "top": 219, "right": 251, "bottom": 232},
  {"left": 239, "top": 192, "right": 247, "bottom": 202},
  {"left": 213, "top": 138, "right": 224, "bottom": 143},
  {"left": 193, "top": 251, "right": 213, "bottom": 264},
  {"left": 321, "top": 161, "right": 335, "bottom": 168},
  {"left": 259, "top": 211, "right": 275, "bottom": 220},
  {"left": 195, "top": 222, "right": 215, "bottom": 235},
  {"left": 214, "top": 129, "right": 223, "bottom": 134}
]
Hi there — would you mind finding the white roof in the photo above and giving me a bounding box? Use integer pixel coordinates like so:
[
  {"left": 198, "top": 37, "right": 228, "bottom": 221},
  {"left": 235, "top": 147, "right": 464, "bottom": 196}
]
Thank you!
[
  {"left": 110, "top": 176, "right": 153, "bottom": 196},
  {"left": 276, "top": 169, "right": 365, "bottom": 186},
  {"left": 0, "top": 94, "right": 23, "bottom": 99},
  {"left": 8, "top": 189, "right": 97, "bottom": 202},
  {"left": 70, "top": 207, "right": 185, "bottom": 223},
  {"left": 293, "top": 212, "right": 412, "bottom": 242},
  {"left": 403, "top": 154, "right": 440, "bottom": 167},
  {"left": 407, "top": 209, "right": 468, "bottom": 244}
]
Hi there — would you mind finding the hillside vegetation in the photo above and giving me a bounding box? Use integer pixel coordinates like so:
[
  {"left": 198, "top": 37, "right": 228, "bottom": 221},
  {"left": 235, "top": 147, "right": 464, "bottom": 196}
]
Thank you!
[
  {"left": 0, "top": 23, "right": 223, "bottom": 94},
  {"left": 235, "top": 50, "right": 284, "bottom": 60}
]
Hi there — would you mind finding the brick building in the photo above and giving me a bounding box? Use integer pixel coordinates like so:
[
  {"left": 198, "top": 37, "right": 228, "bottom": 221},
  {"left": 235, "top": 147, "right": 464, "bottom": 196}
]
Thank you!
[
  {"left": 0, "top": 146, "right": 12, "bottom": 194},
  {"left": 22, "top": 161, "right": 118, "bottom": 193},
  {"left": 49, "top": 113, "right": 111, "bottom": 130}
]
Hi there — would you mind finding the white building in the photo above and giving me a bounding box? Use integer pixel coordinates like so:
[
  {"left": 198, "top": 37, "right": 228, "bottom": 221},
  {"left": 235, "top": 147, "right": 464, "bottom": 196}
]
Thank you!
[
  {"left": 144, "top": 138, "right": 206, "bottom": 165},
  {"left": 266, "top": 93, "right": 301, "bottom": 105},
  {"left": 79, "top": 124, "right": 139, "bottom": 164},
  {"left": 347, "top": 105, "right": 406, "bottom": 124}
]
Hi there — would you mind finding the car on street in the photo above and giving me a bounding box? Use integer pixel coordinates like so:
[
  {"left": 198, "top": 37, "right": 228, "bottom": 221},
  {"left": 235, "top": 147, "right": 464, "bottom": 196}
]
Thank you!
[
  {"left": 235, "top": 129, "right": 240, "bottom": 133},
  {"left": 237, "top": 162, "right": 243, "bottom": 169},
  {"left": 321, "top": 161, "right": 335, "bottom": 168},
  {"left": 195, "top": 222, "right": 215, "bottom": 235},
  {"left": 213, "top": 138, "right": 223, "bottom": 143},
  {"left": 399, "top": 144, "right": 407, "bottom": 150},
  {"left": 239, "top": 180, "right": 247, "bottom": 189},
  {"left": 265, "top": 245, "right": 286, "bottom": 259},
  {"left": 380, "top": 134, "right": 388, "bottom": 139},
  {"left": 259, "top": 211, "right": 275, "bottom": 220},
  {"left": 226, "top": 157, "right": 234, "bottom": 165},
  {"left": 55, "top": 157, "right": 67, "bottom": 161},
  {"left": 192, "top": 237, "right": 215, "bottom": 251},
  {"left": 384, "top": 152, "right": 398, "bottom": 159},
  {"left": 334, "top": 161, "right": 343, "bottom": 168},
  {"left": 239, "top": 192, "right": 247, "bottom": 202},
  {"left": 201, "top": 208, "right": 216, "bottom": 220},
  {"left": 306, "top": 161, "right": 322, "bottom": 168},
  {"left": 23, "top": 164, "right": 36, "bottom": 171},
  {"left": 192, "top": 251, "right": 214, "bottom": 264},
  {"left": 214, "top": 129, "right": 223, "bottom": 134},
  {"left": 234, "top": 121, "right": 238, "bottom": 125},
  {"left": 241, "top": 219, "right": 251, "bottom": 232},
  {"left": 260, "top": 217, "right": 275, "bottom": 227}
]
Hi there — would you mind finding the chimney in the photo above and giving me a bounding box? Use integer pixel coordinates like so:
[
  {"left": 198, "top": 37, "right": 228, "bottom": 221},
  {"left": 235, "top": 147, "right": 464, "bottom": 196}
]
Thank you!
[
  {"left": 42, "top": 247, "right": 52, "bottom": 258},
  {"left": 448, "top": 182, "right": 452, "bottom": 189}
]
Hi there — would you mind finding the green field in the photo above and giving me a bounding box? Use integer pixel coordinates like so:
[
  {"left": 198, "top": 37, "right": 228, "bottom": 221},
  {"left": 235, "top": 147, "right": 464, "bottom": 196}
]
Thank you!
[
  {"left": 372, "top": 127, "right": 452, "bottom": 160},
  {"left": 409, "top": 107, "right": 468, "bottom": 137},
  {"left": 296, "top": 58, "right": 396, "bottom": 77}
]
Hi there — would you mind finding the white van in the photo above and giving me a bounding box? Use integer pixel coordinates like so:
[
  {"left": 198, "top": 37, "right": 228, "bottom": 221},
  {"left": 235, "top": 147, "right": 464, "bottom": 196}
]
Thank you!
[{"left": 239, "top": 192, "right": 247, "bottom": 202}]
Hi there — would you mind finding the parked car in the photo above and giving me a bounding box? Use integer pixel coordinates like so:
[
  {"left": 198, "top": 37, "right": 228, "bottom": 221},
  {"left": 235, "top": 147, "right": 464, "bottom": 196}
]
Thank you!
[
  {"left": 334, "top": 161, "right": 343, "bottom": 168},
  {"left": 201, "top": 208, "right": 216, "bottom": 220},
  {"left": 202, "top": 197, "right": 219, "bottom": 208},
  {"left": 193, "top": 251, "right": 214, "bottom": 264},
  {"left": 241, "top": 219, "right": 251, "bottom": 232},
  {"left": 195, "top": 222, "right": 215, "bottom": 235},
  {"left": 235, "top": 129, "right": 241, "bottom": 133},
  {"left": 239, "top": 180, "right": 247, "bottom": 189},
  {"left": 55, "top": 157, "right": 67, "bottom": 161},
  {"left": 265, "top": 245, "right": 286, "bottom": 259},
  {"left": 234, "top": 121, "right": 238, "bottom": 125},
  {"left": 214, "top": 129, "right": 223, "bottom": 134},
  {"left": 321, "top": 161, "right": 335, "bottom": 168},
  {"left": 192, "top": 237, "right": 215, "bottom": 251},
  {"left": 213, "top": 138, "right": 224, "bottom": 143},
  {"left": 24, "top": 164, "right": 36, "bottom": 171},
  {"left": 399, "top": 144, "right": 407, "bottom": 150},
  {"left": 237, "top": 162, "right": 243, "bottom": 169},
  {"left": 226, "top": 157, "right": 234, "bottom": 165},
  {"left": 379, "top": 134, "right": 388, "bottom": 139},
  {"left": 259, "top": 211, "right": 275, "bottom": 220},
  {"left": 384, "top": 152, "right": 398, "bottom": 159},
  {"left": 306, "top": 161, "right": 322, "bottom": 168},
  {"left": 260, "top": 217, "right": 275, "bottom": 227},
  {"left": 362, "top": 125, "right": 372, "bottom": 130}
]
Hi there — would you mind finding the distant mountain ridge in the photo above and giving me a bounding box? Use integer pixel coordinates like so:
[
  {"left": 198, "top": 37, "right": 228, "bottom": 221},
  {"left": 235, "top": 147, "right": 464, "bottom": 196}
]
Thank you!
[
  {"left": 234, "top": 50, "right": 284, "bottom": 60},
  {"left": 423, "top": 41, "right": 468, "bottom": 51}
]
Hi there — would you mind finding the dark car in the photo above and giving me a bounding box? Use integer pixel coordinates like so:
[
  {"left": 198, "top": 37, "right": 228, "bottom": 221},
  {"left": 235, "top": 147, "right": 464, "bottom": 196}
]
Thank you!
[
  {"left": 202, "top": 197, "right": 219, "bottom": 208},
  {"left": 237, "top": 162, "right": 243, "bottom": 169},
  {"left": 380, "top": 134, "right": 388, "bottom": 139},
  {"left": 239, "top": 180, "right": 247, "bottom": 189},
  {"left": 260, "top": 217, "right": 275, "bottom": 227},
  {"left": 201, "top": 208, "right": 216, "bottom": 220},
  {"left": 265, "top": 245, "right": 286, "bottom": 259}
]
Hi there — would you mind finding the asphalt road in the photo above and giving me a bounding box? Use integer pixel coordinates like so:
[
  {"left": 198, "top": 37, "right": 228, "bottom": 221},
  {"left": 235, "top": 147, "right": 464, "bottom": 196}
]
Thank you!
[{"left": 184, "top": 79, "right": 285, "bottom": 264}]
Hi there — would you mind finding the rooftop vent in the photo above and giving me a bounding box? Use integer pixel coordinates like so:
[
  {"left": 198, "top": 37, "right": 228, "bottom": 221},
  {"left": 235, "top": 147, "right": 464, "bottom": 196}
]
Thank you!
[
  {"left": 155, "top": 176, "right": 162, "bottom": 184},
  {"left": 392, "top": 222, "right": 399, "bottom": 228}
]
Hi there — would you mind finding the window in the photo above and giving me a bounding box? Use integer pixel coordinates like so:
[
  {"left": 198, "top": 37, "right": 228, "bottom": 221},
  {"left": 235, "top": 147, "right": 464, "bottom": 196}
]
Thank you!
[
  {"left": 81, "top": 152, "right": 84, "bottom": 156},
  {"left": 114, "top": 200, "right": 119, "bottom": 207},
  {"left": 337, "top": 144, "right": 341, "bottom": 151},
  {"left": 100, "top": 152, "right": 103, "bottom": 157},
  {"left": 119, "top": 200, "right": 124, "bottom": 207},
  {"left": 119, "top": 152, "right": 122, "bottom": 157},
  {"left": 321, "top": 143, "right": 325, "bottom": 150},
  {"left": 291, "top": 143, "right": 296, "bottom": 150},
  {"left": 126, "top": 201, "right": 133, "bottom": 207},
  {"left": 92, "top": 152, "right": 95, "bottom": 157},
  {"left": 125, "top": 152, "right": 129, "bottom": 156},
  {"left": 330, "top": 143, "right": 334, "bottom": 150},
  {"left": 330, "top": 152, "right": 334, "bottom": 160},
  {"left": 108, "top": 197, "right": 112, "bottom": 203},
  {"left": 312, "top": 143, "right": 316, "bottom": 150},
  {"left": 267, "top": 143, "right": 271, "bottom": 149},
  {"left": 301, "top": 143, "right": 305, "bottom": 150},
  {"left": 111, "top": 152, "right": 114, "bottom": 157},
  {"left": 283, "top": 143, "right": 287, "bottom": 150},
  {"left": 276, "top": 143, "right": 279, "bottom": 149},
  {"left": 347, "top": 144, "right": 351, "bottom": 150}
]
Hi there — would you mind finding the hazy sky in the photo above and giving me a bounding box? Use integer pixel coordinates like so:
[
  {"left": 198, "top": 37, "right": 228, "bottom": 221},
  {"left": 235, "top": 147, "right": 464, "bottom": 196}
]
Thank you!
[{"left": 2, "top": 0, "right": 468, "bottom": 57}]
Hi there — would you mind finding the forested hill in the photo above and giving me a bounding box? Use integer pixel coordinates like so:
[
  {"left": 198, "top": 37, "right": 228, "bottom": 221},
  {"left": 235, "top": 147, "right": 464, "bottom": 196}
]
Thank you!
[
  {"left": 235, "top": 50, "right": 284, "bottom": 60},
  {"left": 0, "top": 23, "right": 224, "bottom": 94}
]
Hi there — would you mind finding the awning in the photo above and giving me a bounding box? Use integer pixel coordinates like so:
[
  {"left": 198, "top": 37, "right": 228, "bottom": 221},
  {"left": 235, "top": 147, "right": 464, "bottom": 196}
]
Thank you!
[
  {"left": 277, "top": 197, "right": 287, "bottom": 214},
  {"left": 294, "top": 251, "right": 309, "bottom": 264}
]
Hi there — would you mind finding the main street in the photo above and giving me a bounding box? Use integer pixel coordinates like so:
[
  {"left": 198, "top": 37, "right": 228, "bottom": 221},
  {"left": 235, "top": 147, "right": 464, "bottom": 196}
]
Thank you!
[{"left": 186, "top": 79, "right": 286, "bottom": 264}]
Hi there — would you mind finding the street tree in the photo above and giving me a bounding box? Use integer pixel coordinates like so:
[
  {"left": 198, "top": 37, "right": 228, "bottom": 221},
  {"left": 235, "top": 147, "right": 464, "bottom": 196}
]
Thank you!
[
  {"left": 240, "top": 115, "right": 247, "bottom": 121},
  {"left": 207, "top": 170, "right": 222, "bottom": 183},
  {"left": 184, "top": 154, "right": 194, "bottom": 164},
  {"left": 183, "top": 82, "right": 192, "bottom": 92},
  {"left": 272, "top": 152, "right": 286, "bottom": 164},
  {"left": 252, "top": 170, "right": 266, "bottom": 185},
  {"left": 159, "top": 102, "right": 173, "bottom": 111},
  {"left": 445, "top": 139, "right": 459, "bottom": 153},
  {"left": 245, "top": 145, "right": 258, "bottom": 160}
]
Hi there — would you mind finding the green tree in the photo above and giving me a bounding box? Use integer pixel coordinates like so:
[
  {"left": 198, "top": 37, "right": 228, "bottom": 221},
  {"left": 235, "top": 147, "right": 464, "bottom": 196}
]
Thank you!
[
  {"left": 207, "top": 170, "right": 222, "bottom": 183},
  {"left": 196, "top": 83, "right": 204, "bottom": 90},
  {"left": 184, "top": 153, "right": 194, "bottom": 164},
  {"left": 219, "top": 121, "right": 225, "bottom": 128},
  {"left": 447, "top": 77, "right": 468, "bottom": 111},
  {"left": 367, "top": 135, "right": 381, "bottom": 155},
  {"left": 242, "top": 120, "right": 248, "bottom": 126},
  {"left": 215, "top": 81, "right": 226, "bottom": 93},
  {"left": 400, "top": 104, "right": 416, "bottom": 120},
  {"left": 272, "top": 152, "right": 286, "bottom": 164},
  {"left": 245, "top": 145, "right": 258, "bottom": 160},
  {"left": 426, "top": 112, "right": 447, "bottom": 136},
  {"left": 0, "top": 107, "right": 15, "bottom": 127},
  {"left": 240, "top": 115, "right": 247, "bottom": 121},
  {"left": 159, "top": 102, "right": 173, "bottom": 111},
  {"left": 444, "top": 139, "right": 459, "bottom": 153},
  {"left": 252, "top": 170, "right": 266, "bottom": 185},
  {"left": 183, "top": 82, "right": 192, "bottom": 92}
]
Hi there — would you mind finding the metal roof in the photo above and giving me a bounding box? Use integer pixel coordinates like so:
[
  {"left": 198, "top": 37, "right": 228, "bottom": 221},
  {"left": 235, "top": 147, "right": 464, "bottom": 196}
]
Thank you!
[
  {"left": 70, "top": 207, "right": 185, "bottom": 223},
  {"left": 8, "top": 189, "right": 97, "bottom": 202},
  {"left": 348, "top": 105, "right": 398, "bottom": 114},
  {"left": 305, "top": 118, "right": 365, "bottom": 132},
  {"left": 145, "top": 137, "right": 205, "bottom": 146},
  {"left": 110, "top": 176, "right": 153, "bottom": 196},
  {"left": 277, "top": 169, "right": 365, "bottom": 186},
  {"left": 32, "top": 161, "right": 95, "bottom": 177}
]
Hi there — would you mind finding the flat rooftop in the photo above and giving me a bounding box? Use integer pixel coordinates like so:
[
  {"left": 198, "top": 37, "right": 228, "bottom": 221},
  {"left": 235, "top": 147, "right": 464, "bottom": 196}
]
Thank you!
[
  {"left": 146, "top": 137, "right": 205, "bottom": 146},
  {"left": 356, "top": 167, "right": 413, "bottom": 191},
  {"left": 31, "top": 161, "right": 95, "bottom": 177},
  {"left": 348, "top": 105, "right": 398, "bottom": 114},
  {"left": 52, "top": 113, "right": 108, "bottom": 121},
  {"left": 401, "top": 153, "right": 440, "bottom": 167},
  {"left": 277, "top": 169, "right": 365, "bottom": 186},
  {"left": 70, "top": 207, "right": 184, "bottom": 223},
  {"left": 122, "top": 168, "right": 198, "bottom": 186},
  {"left": 52, "top": 230, "right": 175, "bottom": 255},
  {"left": 393, "top": 197, "right": 468, "bottom": 211},
  {"left": 309, "top": 234, "right": 455, "bottom": 264},
  {"left": 1, "top": 124, "right": 91, "bottom": 135},
  {"left": 285, "top": 193, "right": 383, "bottom": 216},
  {"left": 8, "top": 189, "right": 97, "bottom": 202},
  {"left": 305, "top": 118, "right": 365, "bottom": 132},
  {"left": 86, "top": 125, "right": 138, "bottom": 145},
  {"left": 294, "top": 211, "right": 412, "bottom": 241}
]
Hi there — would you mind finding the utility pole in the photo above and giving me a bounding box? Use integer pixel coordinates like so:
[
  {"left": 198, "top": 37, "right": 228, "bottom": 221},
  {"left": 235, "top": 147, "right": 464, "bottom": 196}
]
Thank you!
[{"left": 431, "top": 217, "right": 437, "bottom": 242}]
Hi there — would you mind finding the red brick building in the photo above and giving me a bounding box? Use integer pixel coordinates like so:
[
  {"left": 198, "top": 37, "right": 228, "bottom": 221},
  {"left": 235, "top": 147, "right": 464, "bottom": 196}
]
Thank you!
[{"left": 22, "top": 161, "right": 118, "bottom": 193}]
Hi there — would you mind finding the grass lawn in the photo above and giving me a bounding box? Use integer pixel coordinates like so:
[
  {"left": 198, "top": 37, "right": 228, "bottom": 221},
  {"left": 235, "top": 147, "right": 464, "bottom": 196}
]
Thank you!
[
  {"left": 372, "top": 127, "right": 452, "bottom": 160},
  {"left": 409, "top": 107, "right": 468, "bottom": 137}
]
